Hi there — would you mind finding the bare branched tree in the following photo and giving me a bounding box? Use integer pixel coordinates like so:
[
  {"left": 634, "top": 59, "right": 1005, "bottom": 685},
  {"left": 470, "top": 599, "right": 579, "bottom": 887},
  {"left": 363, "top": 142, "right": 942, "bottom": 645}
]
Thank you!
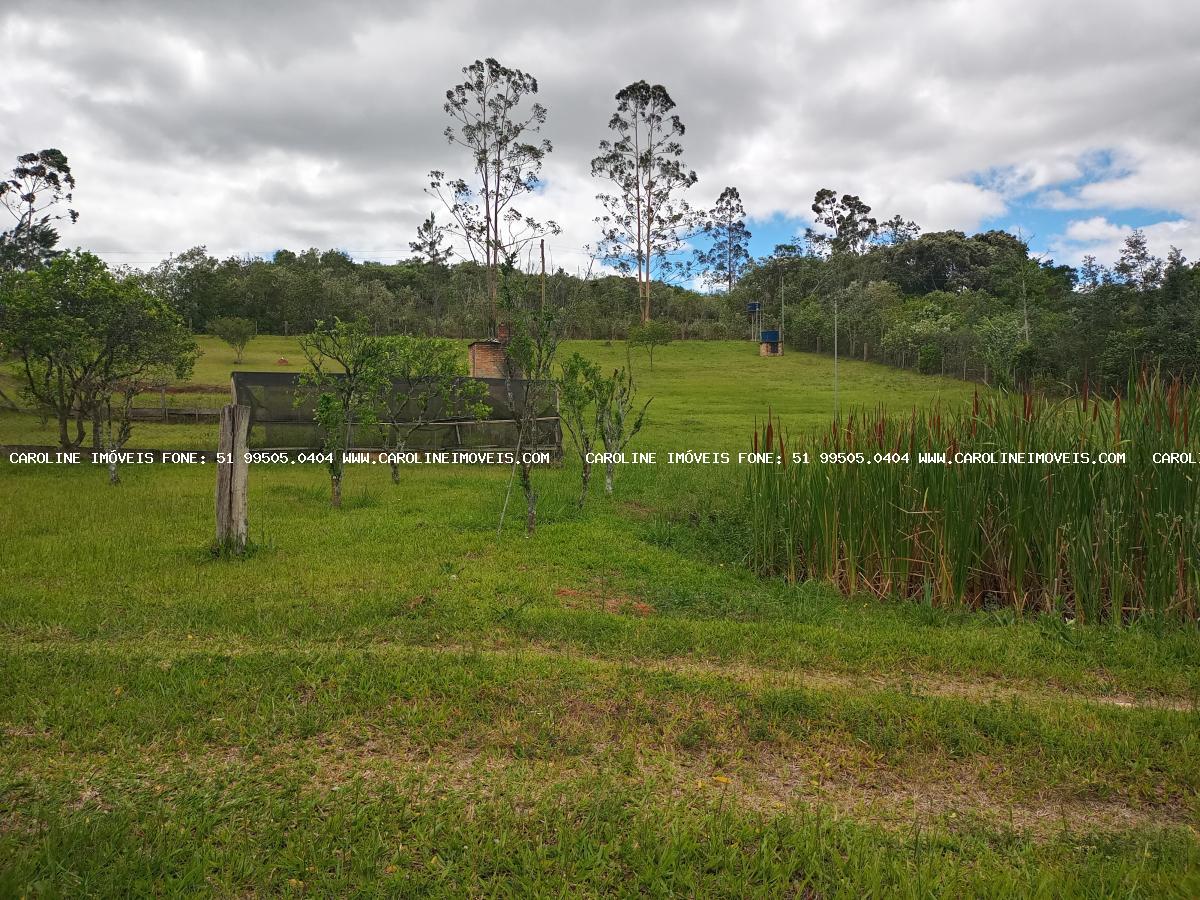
[
  {"left": 694, "top": 186, "right": 751, "bottom": 294},
  {"left": 426, "top": 58, "right": 560, "bottom": 329},
  {"left": 591, "top": 81, "right": 697, "bottom": 323}
]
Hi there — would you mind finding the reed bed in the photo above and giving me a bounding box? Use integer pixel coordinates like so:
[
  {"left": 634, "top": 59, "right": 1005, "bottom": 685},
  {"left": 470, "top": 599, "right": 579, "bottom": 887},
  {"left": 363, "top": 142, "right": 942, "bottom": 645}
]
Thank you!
[{"left": 745, "top": 371, "right": 1199, "bottom": 624}]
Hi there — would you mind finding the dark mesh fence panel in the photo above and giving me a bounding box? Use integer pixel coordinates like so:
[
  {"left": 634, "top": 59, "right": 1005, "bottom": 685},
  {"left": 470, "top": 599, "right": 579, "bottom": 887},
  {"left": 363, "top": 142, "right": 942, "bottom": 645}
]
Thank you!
[{"left": 231, "top": 373, "right": 561, "bottom": 453}]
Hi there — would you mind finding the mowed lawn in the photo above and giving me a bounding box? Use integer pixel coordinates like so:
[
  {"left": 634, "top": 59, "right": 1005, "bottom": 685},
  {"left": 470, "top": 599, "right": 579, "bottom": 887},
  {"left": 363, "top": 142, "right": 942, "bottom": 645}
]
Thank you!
[{"left": 2, "top": 339, "right": 1199, "bottom": 896}]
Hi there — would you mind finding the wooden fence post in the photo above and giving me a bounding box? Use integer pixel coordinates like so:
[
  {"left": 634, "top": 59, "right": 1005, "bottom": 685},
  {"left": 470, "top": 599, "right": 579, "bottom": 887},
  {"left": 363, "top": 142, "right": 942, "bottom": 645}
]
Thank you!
[{"left": 215, "top": 403, "right": 250, "bottom": 552}]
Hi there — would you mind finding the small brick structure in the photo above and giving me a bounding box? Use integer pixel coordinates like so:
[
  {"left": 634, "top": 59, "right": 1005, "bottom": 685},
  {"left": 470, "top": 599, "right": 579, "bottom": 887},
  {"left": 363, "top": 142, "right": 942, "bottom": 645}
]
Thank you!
[
  {"left": 468, "top": 322, "right": 516, "bottom": 379},
  {"left": 468, "top": 339, "right": 509, "bottom": 379}
]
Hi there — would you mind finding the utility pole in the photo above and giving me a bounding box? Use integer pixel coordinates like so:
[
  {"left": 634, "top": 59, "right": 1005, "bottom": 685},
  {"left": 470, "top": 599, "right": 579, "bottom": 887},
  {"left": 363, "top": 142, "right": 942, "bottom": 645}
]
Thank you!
[
  {"left": 779, "top": 273, "right": 785, "bottom": 354},
  {"left": 833, "top": 248, "right": 856, "bottom": 420},
  {"left": 540, "top": 238, "right": 546, "bottom": 311},
  {"left": 1017, "top": 227, "right": 1031, "bottom": 343},
  {"left": 834, "top": 281, "right": 840, "bottom": 420}
]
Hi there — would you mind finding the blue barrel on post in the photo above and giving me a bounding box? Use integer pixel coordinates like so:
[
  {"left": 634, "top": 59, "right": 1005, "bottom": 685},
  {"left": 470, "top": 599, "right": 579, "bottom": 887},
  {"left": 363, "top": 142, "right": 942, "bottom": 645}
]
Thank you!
[
  {"left": 760, "top": 330, "right": 779, "bottom": 342},
  {"left": 747, "top": 301, "right": 761, "bottom": 315}
]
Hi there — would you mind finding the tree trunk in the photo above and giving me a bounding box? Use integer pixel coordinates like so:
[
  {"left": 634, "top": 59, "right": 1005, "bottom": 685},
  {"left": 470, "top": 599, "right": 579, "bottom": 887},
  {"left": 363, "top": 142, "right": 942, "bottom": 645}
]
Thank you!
[
  {"left": 604, "top": 460, "right": 615, "bottom": 495},
  {"left": 331, "top": 473, "right": 342, "bottom": 508},
  {"left": 390, "top": 461, "right": 400, "bottom": 485},
  {"left": 578, "top": 457, "right": 592, "bottom": 509},
  {"left": 108, "top": 458, "right": 120, "bottom": 485},
  {"left": 57, "top": 408, "right": 71, "bottom": 451},
  {"left": 727, "top": 229, "right": 734, "bottom": 296},
  {"left": 520, "top": 461, "right": 536, "bottom": 535}
]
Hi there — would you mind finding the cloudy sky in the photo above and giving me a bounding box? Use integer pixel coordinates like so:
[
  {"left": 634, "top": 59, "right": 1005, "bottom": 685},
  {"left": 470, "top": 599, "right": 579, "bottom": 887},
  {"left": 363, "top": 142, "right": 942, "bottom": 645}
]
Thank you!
[{"left": 3, "top": 0, "right": 1198, "bottom": 275}]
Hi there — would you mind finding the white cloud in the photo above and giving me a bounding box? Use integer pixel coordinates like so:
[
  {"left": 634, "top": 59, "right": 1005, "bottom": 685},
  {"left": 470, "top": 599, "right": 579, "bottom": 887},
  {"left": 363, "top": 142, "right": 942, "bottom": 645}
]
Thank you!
[
  {"left": 1063, "top": 217, "right": 1130, "bottom": 243},
  {"left": 1050, "top": 216, "right": 1200, "bottom": 267},
  {"left": 1, "top": 0, "right": 1197, "bottom": 270}
]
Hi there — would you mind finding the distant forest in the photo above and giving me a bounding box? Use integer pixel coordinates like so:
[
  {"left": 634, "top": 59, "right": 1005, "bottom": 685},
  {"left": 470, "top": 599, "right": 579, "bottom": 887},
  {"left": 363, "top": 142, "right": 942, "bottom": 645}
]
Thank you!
[{"left": 147, "top": 219, "right": 1199, "bottom": 392}]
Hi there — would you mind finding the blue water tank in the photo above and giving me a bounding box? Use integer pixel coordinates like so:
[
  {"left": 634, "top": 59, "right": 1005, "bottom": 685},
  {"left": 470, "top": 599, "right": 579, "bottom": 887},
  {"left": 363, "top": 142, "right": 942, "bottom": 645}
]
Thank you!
[
  {"left": 760, "top": 330, "right": 779, "bottom": 342},
  {"left": 747, "top": 302, "right": 761, "bottom": 313}
]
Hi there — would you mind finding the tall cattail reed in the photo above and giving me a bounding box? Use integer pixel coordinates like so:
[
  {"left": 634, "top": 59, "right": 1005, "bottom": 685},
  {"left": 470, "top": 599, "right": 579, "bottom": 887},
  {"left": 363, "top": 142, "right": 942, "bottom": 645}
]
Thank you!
[{"left": 744, "top": 371, "right": 1200, "bottom": 624}]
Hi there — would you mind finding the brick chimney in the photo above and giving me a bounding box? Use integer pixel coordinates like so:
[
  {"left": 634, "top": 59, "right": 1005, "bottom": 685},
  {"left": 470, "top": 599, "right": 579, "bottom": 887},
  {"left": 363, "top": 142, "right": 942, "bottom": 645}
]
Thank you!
[{"left": 468, "top": 322, "right": 515, "bottom": 379}]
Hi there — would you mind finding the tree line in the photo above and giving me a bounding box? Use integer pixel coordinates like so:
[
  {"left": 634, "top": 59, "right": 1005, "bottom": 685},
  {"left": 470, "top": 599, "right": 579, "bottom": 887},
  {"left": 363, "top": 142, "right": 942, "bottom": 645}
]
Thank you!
[
  {"left": 144, "top": 217, "right": 1199, "bottom": 394},
  {"left": 738, "top": 193, "right": 1200, "bottom": 391}
]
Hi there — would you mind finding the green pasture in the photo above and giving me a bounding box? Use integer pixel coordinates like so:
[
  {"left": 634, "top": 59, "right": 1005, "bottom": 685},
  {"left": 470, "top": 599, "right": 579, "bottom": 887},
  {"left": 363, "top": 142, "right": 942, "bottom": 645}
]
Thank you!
[{"left": 2, "top": 337, "right": 1198, "bottom": 896}]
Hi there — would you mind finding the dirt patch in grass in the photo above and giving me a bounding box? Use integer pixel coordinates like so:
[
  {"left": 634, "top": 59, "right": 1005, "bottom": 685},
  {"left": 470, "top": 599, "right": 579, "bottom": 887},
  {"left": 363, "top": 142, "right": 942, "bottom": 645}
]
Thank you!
[
  {"left": 619, "top": 501, "right": 656, "bottom": 520},
  {"left": 675, "top": 747, "right": 1190, "bottom": 835},
  {"left": 554, "top": 587, "right": 655, "bottom": 617}
]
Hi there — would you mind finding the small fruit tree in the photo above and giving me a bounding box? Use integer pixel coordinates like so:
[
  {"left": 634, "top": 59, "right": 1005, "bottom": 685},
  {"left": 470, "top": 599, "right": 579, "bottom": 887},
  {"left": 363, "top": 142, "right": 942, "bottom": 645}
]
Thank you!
[{"left": 298, "top": 318, "right": 388, "bottom": 508}]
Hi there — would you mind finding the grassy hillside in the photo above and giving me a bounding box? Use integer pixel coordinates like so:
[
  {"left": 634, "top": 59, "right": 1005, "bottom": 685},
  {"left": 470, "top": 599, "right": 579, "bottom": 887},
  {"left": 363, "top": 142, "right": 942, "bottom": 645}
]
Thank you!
[
  {"left": 2, "top": 338, "right": 1198, "bottom": 895},
  {"left": 2, "top": 336, "right": 974, "bottom": 450}
]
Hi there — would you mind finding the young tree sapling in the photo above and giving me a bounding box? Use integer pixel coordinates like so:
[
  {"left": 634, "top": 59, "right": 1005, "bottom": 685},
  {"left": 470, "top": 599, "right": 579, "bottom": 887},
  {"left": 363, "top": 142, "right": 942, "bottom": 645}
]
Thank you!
[
  {"left": 208, "top": 316, "right": 256, "bottom": 364},
  {"left": 298, "top": 318, "right": 388, "bottom": 508},
  {"left": 593, "top": 360, "right": 651, "bottom": 495},
  {"left": 557, "top": 351, "right": 602, "bottom": 507}
]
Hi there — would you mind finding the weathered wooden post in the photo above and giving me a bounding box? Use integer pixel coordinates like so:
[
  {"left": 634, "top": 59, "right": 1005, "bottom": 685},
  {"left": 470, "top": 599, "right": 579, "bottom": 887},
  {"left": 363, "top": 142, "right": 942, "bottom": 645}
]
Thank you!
[{"left": 215, "top": 403, "right": 250, "bottom": 552}]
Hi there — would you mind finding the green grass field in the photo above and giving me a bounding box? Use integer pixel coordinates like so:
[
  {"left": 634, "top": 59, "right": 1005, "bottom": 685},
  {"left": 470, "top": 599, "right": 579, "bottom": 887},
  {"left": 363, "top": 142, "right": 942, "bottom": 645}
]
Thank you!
[{"left": 3, "top": 338, "right": 1199, "bottom": 896}]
